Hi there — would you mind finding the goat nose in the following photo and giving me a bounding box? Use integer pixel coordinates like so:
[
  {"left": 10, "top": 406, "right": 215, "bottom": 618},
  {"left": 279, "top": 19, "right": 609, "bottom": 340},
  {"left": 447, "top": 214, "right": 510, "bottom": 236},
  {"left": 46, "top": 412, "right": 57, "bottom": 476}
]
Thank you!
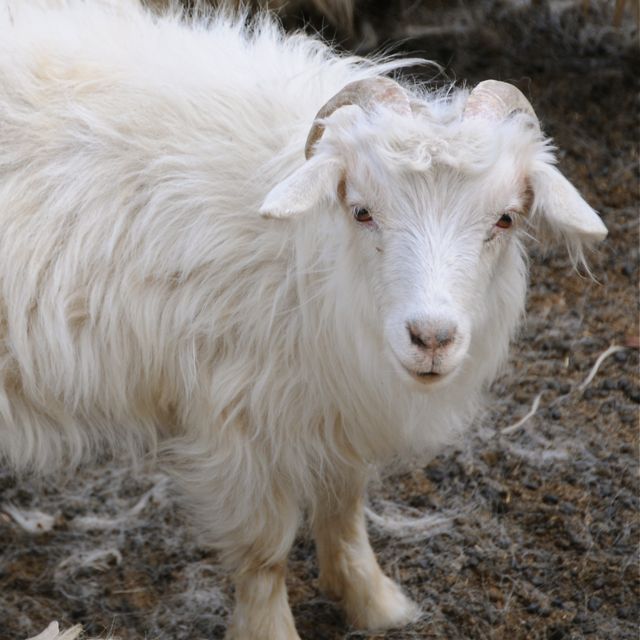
[{"left": 407, "top": 320, "right": 457, "bottom": 351}]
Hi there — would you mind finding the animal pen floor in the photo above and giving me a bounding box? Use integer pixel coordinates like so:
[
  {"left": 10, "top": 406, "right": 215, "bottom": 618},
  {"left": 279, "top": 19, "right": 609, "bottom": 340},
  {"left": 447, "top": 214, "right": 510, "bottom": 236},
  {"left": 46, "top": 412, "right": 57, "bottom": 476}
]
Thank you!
[{"left": 0, "top": 1, "right": 638, "bottom": 639}]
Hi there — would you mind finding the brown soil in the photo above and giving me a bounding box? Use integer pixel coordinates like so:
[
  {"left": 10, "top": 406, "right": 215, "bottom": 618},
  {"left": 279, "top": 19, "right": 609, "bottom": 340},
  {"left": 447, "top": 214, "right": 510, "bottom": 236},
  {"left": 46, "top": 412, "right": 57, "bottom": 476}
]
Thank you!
[{"left": 1, "top": 1, "right": 638, "bottom": 639}]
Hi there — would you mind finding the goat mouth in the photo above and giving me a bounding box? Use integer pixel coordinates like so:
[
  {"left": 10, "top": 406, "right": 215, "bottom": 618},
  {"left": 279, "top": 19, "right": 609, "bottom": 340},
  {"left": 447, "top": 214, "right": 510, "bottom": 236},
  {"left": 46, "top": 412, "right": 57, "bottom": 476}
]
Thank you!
[{"left": 400, "top": 364, "right": 447, "bottom": 384}]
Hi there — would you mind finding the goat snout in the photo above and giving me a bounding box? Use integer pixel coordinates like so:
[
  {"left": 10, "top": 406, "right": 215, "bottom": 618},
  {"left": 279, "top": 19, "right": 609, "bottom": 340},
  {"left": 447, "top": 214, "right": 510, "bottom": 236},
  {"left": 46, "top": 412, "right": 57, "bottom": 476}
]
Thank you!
[
  {"left": 396, "top": 317, "right": 464, "bottom": 384},
  {"left": 406, "top": 319, "right": 457, "bottom": 353}
]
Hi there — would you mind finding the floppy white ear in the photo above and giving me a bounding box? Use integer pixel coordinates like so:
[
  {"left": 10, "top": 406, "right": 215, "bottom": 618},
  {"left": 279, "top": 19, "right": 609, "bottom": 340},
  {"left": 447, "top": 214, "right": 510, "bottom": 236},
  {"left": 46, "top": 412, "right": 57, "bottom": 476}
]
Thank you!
[
  {"left": 532, "top": 163, "right": 607, "bottom": 244},
  {"left": 259, "top": 158, "right": 340, "bottom": 219}
]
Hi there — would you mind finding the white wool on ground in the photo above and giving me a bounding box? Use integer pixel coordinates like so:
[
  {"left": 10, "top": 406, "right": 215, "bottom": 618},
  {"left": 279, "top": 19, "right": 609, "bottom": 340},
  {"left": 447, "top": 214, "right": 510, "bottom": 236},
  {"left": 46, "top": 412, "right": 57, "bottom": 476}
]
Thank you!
[
  {"left": 2, "top": 504, "right": 56, "bottom": 534},
  {"left": 365, "top": 499, "right": 452, "bottom": 543},
  {"left": 26, "top": 622, "right": 84, "bottom": 640},
  {"left": 70, "top": 475, "right": 169, "bottom": 531}
]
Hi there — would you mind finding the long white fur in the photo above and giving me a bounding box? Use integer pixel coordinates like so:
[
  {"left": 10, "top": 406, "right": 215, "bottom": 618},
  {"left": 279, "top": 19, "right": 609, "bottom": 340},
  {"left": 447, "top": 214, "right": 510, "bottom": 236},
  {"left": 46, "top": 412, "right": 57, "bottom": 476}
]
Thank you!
[{"left": 0, "top": 2, "right": 604, "bottom": 638}]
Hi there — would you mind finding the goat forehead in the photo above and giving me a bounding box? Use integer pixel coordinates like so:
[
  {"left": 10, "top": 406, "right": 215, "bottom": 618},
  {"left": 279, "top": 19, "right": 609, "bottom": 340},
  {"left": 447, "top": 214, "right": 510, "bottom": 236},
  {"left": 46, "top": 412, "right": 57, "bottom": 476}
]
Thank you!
[
  {"left": 338, "top": 116, "right": 533, "bottom": 228},
  {"left": 350, "top": 155, "right": 523, "bottom": 225},
  {"left": 347, "top": 111, "right": 509, "bottom": 155}
]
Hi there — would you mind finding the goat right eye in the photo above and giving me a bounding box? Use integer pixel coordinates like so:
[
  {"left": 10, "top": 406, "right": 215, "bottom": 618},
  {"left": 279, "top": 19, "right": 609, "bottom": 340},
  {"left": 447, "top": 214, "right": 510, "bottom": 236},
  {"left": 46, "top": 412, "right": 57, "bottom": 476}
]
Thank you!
[
  {"left": 353, "top": 207, "right": 373, "bottom": 223},
  {"left": 496, "top": 213, "right": 513, "bottom": 229}
]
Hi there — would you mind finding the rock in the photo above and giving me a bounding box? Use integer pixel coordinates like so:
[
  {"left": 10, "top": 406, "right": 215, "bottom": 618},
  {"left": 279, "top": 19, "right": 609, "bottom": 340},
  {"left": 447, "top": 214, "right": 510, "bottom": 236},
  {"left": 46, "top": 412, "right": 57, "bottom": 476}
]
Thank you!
[
  {"left": 560, "top": 502, "right": 576, "bottom": 515},
  {"left": 572, "top": 612, "right": 587, "bottom": 624},
  {"left": 616, "top": 378, "right": 631, "bottom": 391},
  {"left": 425, "top": 465, "right": 445, "bottom": 483},
  {"left": 614, "top": 350, "right": 628, "bottom": 362},
  {"left": 547, "top": 625, "right": 568, "bottom": 640},
  {"left": 627, "top": 389, "right": 640, "bottom": 403}
]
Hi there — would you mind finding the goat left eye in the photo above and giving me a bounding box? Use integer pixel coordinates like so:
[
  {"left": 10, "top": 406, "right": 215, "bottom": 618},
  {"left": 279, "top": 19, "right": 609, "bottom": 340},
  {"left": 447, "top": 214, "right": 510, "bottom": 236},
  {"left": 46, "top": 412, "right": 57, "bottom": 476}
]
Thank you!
[
  {"left": 496, "top": 213, "right": 513, "bottom": 229},
  {"left": 353, "top": 207, "right": 373, "bottom": 223}
]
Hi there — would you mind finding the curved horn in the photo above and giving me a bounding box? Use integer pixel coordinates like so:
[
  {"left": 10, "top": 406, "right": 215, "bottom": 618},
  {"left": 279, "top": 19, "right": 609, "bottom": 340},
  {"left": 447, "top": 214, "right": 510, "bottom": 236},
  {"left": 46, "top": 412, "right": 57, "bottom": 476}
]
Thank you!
[
  {"left": 304, "top": 77, "right": 411, "bottom": 159},
  {"left": 463, "top": 80, "right": 538, "bottom": 128}
]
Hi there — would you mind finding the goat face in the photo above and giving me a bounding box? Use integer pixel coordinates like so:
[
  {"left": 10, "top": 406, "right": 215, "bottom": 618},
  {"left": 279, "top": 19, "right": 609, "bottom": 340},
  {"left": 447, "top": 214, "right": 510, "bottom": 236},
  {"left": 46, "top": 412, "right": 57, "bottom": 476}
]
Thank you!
[
  {"left": 260, "top": 80, "right": 606, "bottom": 391},
  {"left": 327, "top": 115, "right": 532, "bottom": 388}
]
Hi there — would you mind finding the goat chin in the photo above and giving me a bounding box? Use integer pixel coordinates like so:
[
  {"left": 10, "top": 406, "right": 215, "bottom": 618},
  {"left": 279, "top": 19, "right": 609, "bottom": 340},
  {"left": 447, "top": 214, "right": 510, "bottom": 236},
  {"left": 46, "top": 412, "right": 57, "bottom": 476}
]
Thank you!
[{"left": 0, "top": 3, "right": 604, "bottom": 639}]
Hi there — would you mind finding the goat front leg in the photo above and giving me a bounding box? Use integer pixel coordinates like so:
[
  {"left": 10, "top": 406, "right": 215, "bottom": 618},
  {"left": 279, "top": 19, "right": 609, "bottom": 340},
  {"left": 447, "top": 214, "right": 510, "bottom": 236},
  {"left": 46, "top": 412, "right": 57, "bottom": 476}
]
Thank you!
[
  {"left": 228, "top": 562, "right": 299, "bottom": 640},
  {"left": 167, "top": 441, "right": 301, "bottom": 640},
  {"left": 221, "top": 487, "right": 301, "bottom": 640},
  {"left": 312, "top": 475, "right": 419, "bottom": 630}
]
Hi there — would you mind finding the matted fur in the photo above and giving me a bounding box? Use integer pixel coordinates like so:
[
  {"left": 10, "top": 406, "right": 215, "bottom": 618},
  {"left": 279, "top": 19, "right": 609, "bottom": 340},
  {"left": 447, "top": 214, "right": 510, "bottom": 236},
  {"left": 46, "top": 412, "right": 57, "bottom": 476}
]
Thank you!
[{"left": 0, "top": 1, "right": 605, "bottom": 638}]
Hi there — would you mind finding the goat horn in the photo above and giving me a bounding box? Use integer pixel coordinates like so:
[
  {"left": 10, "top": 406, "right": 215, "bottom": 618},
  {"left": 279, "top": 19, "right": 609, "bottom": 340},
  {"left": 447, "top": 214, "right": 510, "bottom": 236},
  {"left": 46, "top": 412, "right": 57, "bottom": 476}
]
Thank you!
[
  {"left": 305, "top": 77, "right": 411, "bottom": 159},
  {"left": 463, "top": 80, "right": 538, "bottom": 127}
]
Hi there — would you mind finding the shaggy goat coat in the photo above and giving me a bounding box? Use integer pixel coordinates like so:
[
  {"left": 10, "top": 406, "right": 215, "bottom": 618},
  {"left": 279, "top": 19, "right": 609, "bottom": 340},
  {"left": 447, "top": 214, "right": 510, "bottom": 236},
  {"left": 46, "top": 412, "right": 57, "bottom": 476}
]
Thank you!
[
  {"left": 0, "top": 0, "right": 490, "bottom": 509},
  {"left": 0, "top": 1, "right": 606, "bottom": 638}
]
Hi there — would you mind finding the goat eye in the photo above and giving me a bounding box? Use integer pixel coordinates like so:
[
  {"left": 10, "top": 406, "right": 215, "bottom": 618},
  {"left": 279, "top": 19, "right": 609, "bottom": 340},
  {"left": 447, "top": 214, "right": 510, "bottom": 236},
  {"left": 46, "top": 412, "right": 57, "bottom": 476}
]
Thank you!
[
  {"left": 496, "top": 213, "right": 513, "bottom": 229},
  {"left": 353, "top": 207, "right": 373, "bottom": 223}
]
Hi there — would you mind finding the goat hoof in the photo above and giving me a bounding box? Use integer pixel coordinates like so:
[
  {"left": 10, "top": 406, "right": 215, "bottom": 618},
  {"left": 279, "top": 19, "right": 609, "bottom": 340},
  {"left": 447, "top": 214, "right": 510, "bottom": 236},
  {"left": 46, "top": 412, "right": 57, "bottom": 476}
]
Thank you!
[{"left": 346, "top": 575, "right": 420, "bottom": 631}]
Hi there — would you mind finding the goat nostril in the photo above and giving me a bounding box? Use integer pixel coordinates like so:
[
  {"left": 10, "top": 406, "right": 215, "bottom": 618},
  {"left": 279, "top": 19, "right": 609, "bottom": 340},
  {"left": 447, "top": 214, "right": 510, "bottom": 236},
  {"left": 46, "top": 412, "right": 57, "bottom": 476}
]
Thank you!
[
  {"left": 408, "top": 324, "right": 427, "bottom": 349},
  {"left": 407, "top": 322, "right": 457, "bottom": 351},
  {"left": 435, "top": 328, "right": 456, "bottom": 348}
]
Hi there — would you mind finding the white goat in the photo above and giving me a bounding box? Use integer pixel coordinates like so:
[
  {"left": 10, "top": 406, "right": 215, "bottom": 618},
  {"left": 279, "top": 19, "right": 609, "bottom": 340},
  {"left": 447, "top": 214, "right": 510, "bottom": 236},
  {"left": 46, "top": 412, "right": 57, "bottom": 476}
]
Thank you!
[{"left": 0, "top": 2, "right": 606, "bottom": 638}]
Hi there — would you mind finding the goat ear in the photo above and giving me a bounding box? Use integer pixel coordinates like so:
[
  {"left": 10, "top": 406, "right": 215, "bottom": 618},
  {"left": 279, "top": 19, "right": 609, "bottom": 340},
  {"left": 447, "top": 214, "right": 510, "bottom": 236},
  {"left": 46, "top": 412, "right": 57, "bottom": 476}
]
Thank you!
[
  {"left": 259, "top": 158, "right": 340, "bottom": 219},
  {"left": 532, "top": 164, "right": 607, "bottom": 244}
]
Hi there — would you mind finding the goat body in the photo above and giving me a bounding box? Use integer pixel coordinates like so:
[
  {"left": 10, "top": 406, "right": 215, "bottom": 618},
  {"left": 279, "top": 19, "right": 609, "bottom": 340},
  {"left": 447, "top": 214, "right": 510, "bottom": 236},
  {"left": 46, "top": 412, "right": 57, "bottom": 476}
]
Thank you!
[{"left": 0, "top": 2, "right": 605, "bottom": 638}]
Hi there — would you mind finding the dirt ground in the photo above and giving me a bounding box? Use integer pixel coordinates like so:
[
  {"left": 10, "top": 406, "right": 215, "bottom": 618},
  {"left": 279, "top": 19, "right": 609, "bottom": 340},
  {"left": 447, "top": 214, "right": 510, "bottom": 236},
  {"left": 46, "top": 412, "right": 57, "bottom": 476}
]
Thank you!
[{"left": 1, "top": 1, "right": 638, "bottom": 639}]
